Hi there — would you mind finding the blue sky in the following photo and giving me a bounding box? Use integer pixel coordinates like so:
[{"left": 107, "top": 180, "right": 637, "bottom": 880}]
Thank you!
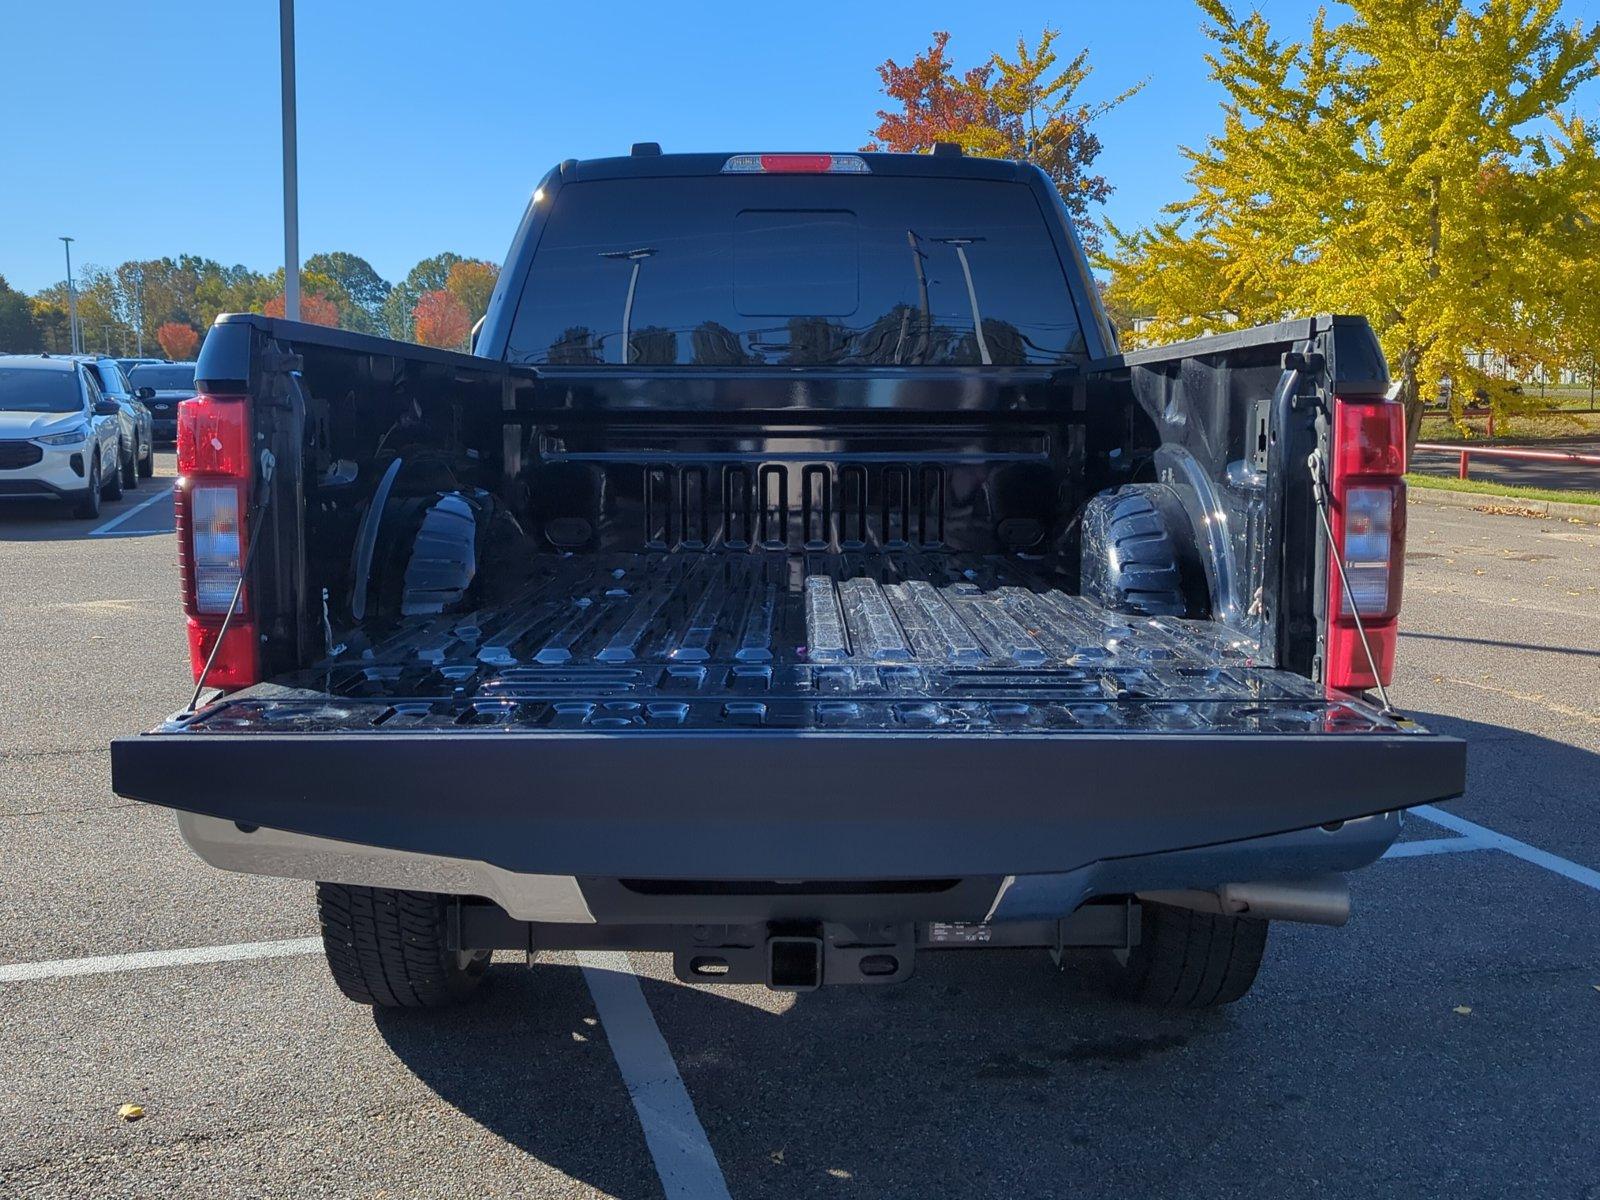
[{"left": 4, "top": 0, "right": 1598, "bottom": 293}]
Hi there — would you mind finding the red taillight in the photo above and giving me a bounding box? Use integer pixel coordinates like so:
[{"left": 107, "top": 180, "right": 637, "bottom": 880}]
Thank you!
[
  {"left": 177, "top": 394, "right": 258, "bottom": 689},
  {"left": 178, "top": 393, "right": 252, "bottom": 475},
  {"left": 1326, "top": 395, "right": 1406, "bottom": 694}
]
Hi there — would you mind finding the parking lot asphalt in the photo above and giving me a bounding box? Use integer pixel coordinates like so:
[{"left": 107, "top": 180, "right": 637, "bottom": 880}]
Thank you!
[
  {"left": 2, "top": 475, "right": 1598, "bottom": 1199},
  {"left": 1411, "top": 437, "right": 1600, "bottom": 492}
]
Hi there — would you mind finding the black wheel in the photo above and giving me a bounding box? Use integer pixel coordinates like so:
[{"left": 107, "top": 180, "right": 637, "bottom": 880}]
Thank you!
[
  {"left": 138, "top": 446, "right": 154, "bottom": 478},
  {"left": 1079, "top": 484, "right": 1205, "bottom": 618},
  {"left": 316, "top": 883, "right": 490, "bottom": 1008},
  {"left": 1107, "top": 900, "right": 1269, "bottom": 1008},
  {"left": 121, "top": 444, "right": 139, "bottom": 489},
  {"left": 102, "top": 450, "right": 124, "bottom": 501},
  {"left": 73, "top": 458, "right": 102, "bottom": 519}
]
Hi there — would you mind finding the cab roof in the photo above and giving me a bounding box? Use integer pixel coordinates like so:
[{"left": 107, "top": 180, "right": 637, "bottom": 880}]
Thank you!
[{"left": 558, "top": 150, "right": 1035, "bottom": 184}]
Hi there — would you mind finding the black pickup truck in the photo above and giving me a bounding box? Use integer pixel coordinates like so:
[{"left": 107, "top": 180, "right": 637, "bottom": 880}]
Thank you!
[{"left": 112, "top": 147, "right": 1464, "bottom": 1009}]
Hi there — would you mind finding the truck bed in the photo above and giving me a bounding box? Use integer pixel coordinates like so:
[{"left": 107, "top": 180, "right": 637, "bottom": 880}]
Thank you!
[{"left": 180, "top": 550, "right": 1391, "bottom": 737}]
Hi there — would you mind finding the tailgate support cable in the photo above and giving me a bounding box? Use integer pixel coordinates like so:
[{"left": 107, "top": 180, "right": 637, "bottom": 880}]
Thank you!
[
  {"left": 1306, "top": 446, "right": 1396, "bottom": 717},
  {"left": 185, "top": 447, "right": 276, "bottom": 714}
]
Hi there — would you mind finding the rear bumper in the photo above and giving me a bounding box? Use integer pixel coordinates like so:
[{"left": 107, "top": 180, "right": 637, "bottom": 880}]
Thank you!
[
  {"left": 112, "top": 724, "right": 1465, "bottom": 883},
  {"left": 175, "top": 806, "right": 1402, "bottom": 925}
]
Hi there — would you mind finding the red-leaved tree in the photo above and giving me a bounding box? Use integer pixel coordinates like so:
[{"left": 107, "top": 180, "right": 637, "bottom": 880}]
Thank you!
[
  {"left": 412, "top": 288, "right": 472, "bottom": 348},
  {"left": 155, "top": 321, "right": 200, "bottom": 360},
  {"left": 867, "top": 32, "right": 989, "bottom": 154},
  {"left": 867, "top": 29, "right": 1139, "bottom": 252},
  {"left": 265, "top": 291, "right": 341, "bottom": 327}
]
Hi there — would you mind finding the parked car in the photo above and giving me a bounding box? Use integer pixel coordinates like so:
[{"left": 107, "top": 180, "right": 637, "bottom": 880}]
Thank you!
[
  {"left": 112, "top": 148, "right": 1465, "bottom": 1013},
  {"left": 127, "top": 361, "right": 196, "bottom": 442},
  {"left": 0, "top": 354, "right": 125, "bottom": 518},
  {"left": 77, "top": 356, "right": 154, "bottom": 486}
]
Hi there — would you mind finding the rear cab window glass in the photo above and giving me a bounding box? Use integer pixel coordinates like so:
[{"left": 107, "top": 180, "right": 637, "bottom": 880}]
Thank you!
[{"left": 507, "top": 175, "right": 1086, "bottom": 368}]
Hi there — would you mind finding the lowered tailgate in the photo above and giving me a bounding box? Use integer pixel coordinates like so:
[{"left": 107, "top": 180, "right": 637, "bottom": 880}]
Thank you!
[{"left": 112, "top": 551, "right": 1465, "bottom": 880}]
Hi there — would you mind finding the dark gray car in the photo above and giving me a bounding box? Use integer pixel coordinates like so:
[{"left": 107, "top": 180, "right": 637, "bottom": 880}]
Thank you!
[{"left": 127, "top": 361, "right": 196, "bottom": 443}]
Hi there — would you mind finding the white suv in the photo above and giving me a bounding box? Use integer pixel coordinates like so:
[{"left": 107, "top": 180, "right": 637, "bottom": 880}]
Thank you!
[{"left": 0, "top": 355, "right": 126, "bottom": 519}]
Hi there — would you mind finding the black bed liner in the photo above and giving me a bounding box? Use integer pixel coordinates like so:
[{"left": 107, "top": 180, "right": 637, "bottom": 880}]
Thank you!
[{"left": 179, "top": 550, "right": 1400, "bottom": 737}]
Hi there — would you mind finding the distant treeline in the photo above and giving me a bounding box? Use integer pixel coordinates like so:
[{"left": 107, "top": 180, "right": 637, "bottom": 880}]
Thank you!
[{"left": 0, "top": 251, "right": 499, "bottom": 358}]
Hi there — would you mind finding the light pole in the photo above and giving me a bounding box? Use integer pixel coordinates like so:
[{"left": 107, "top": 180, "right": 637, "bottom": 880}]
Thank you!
[
  {"left": 59, "top": 236, "right": 80, "bottom": 354},
  {"left": 133, "top": 268, "right": 144, "bottom": 356},
  {"left": 280, "top": 0, "right": 300, "bottom": 321}
]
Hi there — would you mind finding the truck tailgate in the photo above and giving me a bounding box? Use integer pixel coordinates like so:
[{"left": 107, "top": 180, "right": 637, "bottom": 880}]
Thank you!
[{"left": 112, "top": 551, "right": 1465, "bottom": 879}]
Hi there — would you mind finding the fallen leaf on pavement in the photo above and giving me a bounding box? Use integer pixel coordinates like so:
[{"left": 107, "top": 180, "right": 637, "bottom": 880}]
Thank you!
[{"left": 117, "top": 1104, "right": 144, "bottom": 1122}]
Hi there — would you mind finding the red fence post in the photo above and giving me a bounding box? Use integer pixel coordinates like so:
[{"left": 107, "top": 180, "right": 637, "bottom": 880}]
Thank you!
[{"left": 1459, "top": 450, "right": 1469, "bottom": 480}]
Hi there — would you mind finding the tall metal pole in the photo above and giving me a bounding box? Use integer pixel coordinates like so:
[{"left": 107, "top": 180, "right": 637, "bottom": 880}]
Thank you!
[
  {"left": 279, "top": 0, "right": 300, "bottom": 321},
  {"left": 59, "top": 236, "right": 80, "bottom": 354},
  {"left": 133, "top": 269, "right": 144, "bottom": 356}
]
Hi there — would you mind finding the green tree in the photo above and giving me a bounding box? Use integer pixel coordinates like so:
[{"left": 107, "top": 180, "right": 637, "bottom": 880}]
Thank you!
[
  {"left": 0, "top": 275, "right": 41, "bottom": 352},
  {"left": 30, "top": 298, "right": 72, "bottom": 354},
  {"left": 305, "top": 251, "right": 392, "bottom": 335},
  {"left": 444, "top": 260, "right": 499, "bottom": 327},
  {"left": 1102, "top": 0, "right": 1600, "bottom": 447},
  {"left": 868, "top": 29, "right": 1141, "bottom": 252},
  {"left": 384, "top": 252, "right": 467, "bottom": 343}
]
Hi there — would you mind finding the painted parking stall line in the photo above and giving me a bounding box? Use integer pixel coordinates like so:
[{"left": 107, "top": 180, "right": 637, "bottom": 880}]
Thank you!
[
  {"left": 88, "top": 485, "right": 175, "bottom": 537},
  {"left": 1413, "top": 804, "right": 1600, "bottom": 892},
  {"left": 578, "top": 950, "right": 734, "bottom": 1200},
  {"left": 0, "top": 937, "right": 322, "bottom": 984},
  {"left": 1381, "top": 835, "right": 1493, "bottom": 859}
]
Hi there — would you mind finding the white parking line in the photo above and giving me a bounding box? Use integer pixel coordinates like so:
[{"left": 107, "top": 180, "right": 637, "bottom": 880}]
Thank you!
[
  {"left": 1382, "top": 836, "right": 1491, "bottom": 859},
  {"left": 1413, "top": 804, "right": 1600, "bottom": 892},
  {"left": 578, "top": 950, "right": 733, "bottom": 1200},
  {"left": 87, "top": 487, "right": 173, "bottom": 537},
  {"left": 0, "top": 936, "right": 322, "bottom": 983}
]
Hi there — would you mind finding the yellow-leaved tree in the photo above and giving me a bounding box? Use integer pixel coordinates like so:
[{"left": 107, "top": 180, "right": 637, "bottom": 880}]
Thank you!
[{"left": 1102, "top": 0, "right": 1600, "bottom": 448}]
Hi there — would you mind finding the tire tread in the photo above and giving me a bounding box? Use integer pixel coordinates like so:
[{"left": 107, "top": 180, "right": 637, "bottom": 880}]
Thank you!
[
  {"left": 315, "top": 883, "right": 486, "bottom": 1008},
  {"left": 1113, "top": 901, "right": 1268, "bottom": 1008}
]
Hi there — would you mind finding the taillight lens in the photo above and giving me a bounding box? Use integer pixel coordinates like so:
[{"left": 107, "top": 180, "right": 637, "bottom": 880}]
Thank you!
[
  {"left": 1337, "top": 483, "right": 1401, "bottom": 618},
  {"left": 1326, "top": 396, "right": 1406, "bottom": 694},
  {"left": 189, "top": 482, "right": 248, "bottom": 615},
  {"left": 178, "top": 394, "right": 252, "bottom": 476},
  {"left": 177, "top": 393, "right": 258, "bottom": 689},
  {"left": 1334, "top": 397, "right": 1406, "bottom": 476}
]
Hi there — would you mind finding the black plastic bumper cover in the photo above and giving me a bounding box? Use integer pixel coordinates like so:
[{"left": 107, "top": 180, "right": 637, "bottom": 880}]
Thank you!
[{"left": 111, "top": 729, "right": 1464, "bottom": 880}]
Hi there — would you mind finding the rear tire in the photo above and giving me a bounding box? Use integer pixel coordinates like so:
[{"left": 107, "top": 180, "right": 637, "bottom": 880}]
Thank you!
[
  {"left": 1108, "top": 900, "right": 1269, "bottom": 1008},
  {"left": 138, "top": 447, "right": 154, "bottom": 478},
  {"left": 315, "top": 883, "right": 489, "bottom": 1008},
  {"left": 102, "top": 451, "right": 124, "bottom": 501}
]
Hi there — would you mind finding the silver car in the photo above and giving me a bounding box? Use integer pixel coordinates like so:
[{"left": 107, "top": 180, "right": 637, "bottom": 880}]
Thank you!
[{"left": 77, "top": 356, "right": 155, "bottom": 488}]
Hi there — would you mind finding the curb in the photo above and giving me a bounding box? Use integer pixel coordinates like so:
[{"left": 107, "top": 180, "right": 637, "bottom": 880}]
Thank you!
[{"left": 1408, "top": 486, "right": 1598, "bottom": 523}]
